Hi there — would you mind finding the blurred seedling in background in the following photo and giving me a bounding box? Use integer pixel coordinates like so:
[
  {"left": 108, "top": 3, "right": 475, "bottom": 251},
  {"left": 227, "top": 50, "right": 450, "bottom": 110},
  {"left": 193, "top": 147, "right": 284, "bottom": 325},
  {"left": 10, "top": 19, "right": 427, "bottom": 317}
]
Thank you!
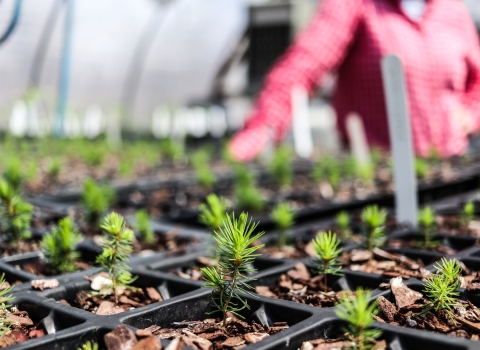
[
  {"left": 47, "top": 158, "right": 62, "bottom": 180},
  {"left": 191, "top": 148, "right": 217, "bottom": 189},
  {"left": 269, "top": 145, "right": 293, "bottom": 189},
  {"left": 336, "top": 211, "right": 352, "bottom": 240},
  {"left": 232, "top": 163, "right": 256, "bottom": 189},
  {"left": 3, "top": 157, "right": 25, "bottom": 192},
  {"left": 417, "top": 206, "right": 439, "bottom": 248},
  {"left": 415, "top": 158, "right": 429, "bottom": 180},
  {"left": 81, "top": 145, "right": 107, "bottom": 168},
  {"left": 336, "top": 288, "right": 382, "bottom": 350},
  {"left": 201, "top": 213, "right": 264, "bottom": 327},
  {"left": 41, "top": 217, "right": 81, "bottom": 273},
  {"left": 0, "top": 179, "right": 33, "bottom": 245},
  {"left": 235, "top": 182, "right": 265, "bottom": 213},
  {"left": 460, "top": 201, "right": 475, "bottom": 229},
  {"left": 81, "top": 179, "right": 116, "bottom": 227},
  {"left": 0, "top": 273, "right": 14, "bottom": 338},
  {"left": 361, "top": 205, "right": 387, "bottom": 256},
  {"left": 199, "top": 194, "right": 227, "bottom": 262},
  {"left": 160, "top": 138, "right": 185, "bottom": 163},
  {"left": 311, "top": 155, "right": 341, "bottom": 191},
  {"left": 312, "top": 231, "right": 342, "bottom": 293},
  {"left": 96, "top": 212, "right": 137, "bottom": 305},
  {"left": 134, "top": 210, "right": 155, "bottom": 244},
  {"left": 78, "top": 341, "right": 99, "bottom": 350},
  {"left": 270, "top": 202, "right": 295, "bottom": 249}
]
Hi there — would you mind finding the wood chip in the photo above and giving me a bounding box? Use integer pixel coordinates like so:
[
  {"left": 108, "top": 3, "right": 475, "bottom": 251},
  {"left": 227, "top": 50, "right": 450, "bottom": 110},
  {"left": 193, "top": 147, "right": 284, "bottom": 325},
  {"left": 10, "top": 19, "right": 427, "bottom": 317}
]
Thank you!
[
  {"left": 181, "top": 330, "right": 212, "bottom": 350},
  {"left": 97, "top": 301, "right": 123, "bottom": 316},
  {"left": 136, "top": 329, "right": 153, "bottom": 338},
  {"left": 376, "top": 296, "right": 396, "bottom": 322},
  {"left": 221, "top": 336, "right": 245, "bottom": 347},
  {"left": 350, "top": 249, "right": 372, "bottom": 262},
  {"left": 244, "top": 333, "right": 269, "bottom": 344},
  {"left": 255, "top": 286, "right": 275, "bottom": 298},
  {"left": 132, "top": 336, "right": 162, "bottom": 350},
  {"left": 104, "top": 326, "right": 138, "bottom": 350},
  {"left": 287, "top": 263, "right": 311, "bottom": 281},
  {"left": 7, "top": 315, "right": 33, "bottom": 327},
  {"left": 146, "top": 287, "right": 163, "bottom": 302},
  {"left": 31, "top": 279, "right": 60, "bottom": 291},
  {"left": 119, "top": 296, "right": 143, "bottom": 308},
  {"left": 390, "top": 277, "right": 422, "bottom": 309}
]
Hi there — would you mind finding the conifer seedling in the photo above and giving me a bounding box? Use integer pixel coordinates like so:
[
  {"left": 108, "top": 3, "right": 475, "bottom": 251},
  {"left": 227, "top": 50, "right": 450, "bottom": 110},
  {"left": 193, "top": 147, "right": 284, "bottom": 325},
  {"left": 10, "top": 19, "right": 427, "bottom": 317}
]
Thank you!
[
  {"left": 81, "top": 179, "right": 116, "bottom": 226},
  {"left": 201, "top": 213, "right": 265, "bottom": 327},
  {"left": 134, "top": 210, "right": 155, "bottom": 244},
  {"left": 269, "top": 145, "right": 293, "bottom": 188},
  {"left": 199, "top": 194, "right": 227, "bottom": 262},
  {"left": 161, "top": 138, "right": 184, "bottom": 163},
  {"left": 3, "top": 157, "right": 24, "bottom": 192},
  {"left": 361, "top": 205, "right": 387, "bottom": 254},
  {"left": 96, "top": 212, "right": 137, "bottom": 305},
  {"left": 234, "top": 183, "right": 265, "bottom": 213},
  {"left": 47, "top": 158, "right": 62, "bottom": 179},
  {"left": 232, "top": 163, "right": 256, "bottom": 189},
  {"left": 415, "top": 158, "right": 429, "bottom": 180},
  {"left": 417, "top": 206, "right": 437, "bottom": 248},
  {"left": 460, "top": 201, "right": 475, "bottom": 229},
  {"left": 336, "top": 288, "right": 382, "bottom": 350},
  {"left": 311, "top": 156, "right": 342, "bottom": 190},
  {"left": 41, "top": 217, "right": 81, "bottom": 273},
  {"left": 191, "top": 149, "right": 216, "bottom": 189},
  {"left": 336, "top": 211, "right": 352, "bottom": 240},
  {"left": 312, "top": 231, "right": 342, "bottom": 293},
  {"left": 270, "top": 202, "right": 295, "bottom": 248},
  {"left": 78, "top": 341, "right": 99, "bottom": 350},
  {"left": 0, "top": 273, "right": 13, "bottom": 338},
  {"left": 0, "top": 179, "right": 33, "bottom": 244}
]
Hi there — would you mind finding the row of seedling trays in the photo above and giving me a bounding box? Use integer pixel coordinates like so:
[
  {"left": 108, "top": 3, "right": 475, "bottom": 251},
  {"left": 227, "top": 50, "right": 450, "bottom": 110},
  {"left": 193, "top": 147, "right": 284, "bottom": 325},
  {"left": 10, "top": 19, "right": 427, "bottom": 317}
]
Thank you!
[{"left": 1, "top": 170, "right": 480, "bottom": 350}]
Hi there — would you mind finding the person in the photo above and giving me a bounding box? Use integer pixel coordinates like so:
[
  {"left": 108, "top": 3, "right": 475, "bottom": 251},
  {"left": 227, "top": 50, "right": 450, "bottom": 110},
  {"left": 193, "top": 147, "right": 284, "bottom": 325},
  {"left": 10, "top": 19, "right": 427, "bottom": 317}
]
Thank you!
[{"left": 228, "top": 0, "right": 480, "bottom": 161}]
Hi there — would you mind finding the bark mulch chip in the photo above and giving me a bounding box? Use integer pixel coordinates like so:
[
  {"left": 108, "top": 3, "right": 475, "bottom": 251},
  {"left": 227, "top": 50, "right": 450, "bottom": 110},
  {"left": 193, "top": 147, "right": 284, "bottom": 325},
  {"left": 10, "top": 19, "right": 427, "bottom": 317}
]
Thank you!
[
  {"left": 0, "top": 307, "right": 44, "bottom": 348},
  {"left": 300, "top": 338, "right": 387, "bottom": 350}
]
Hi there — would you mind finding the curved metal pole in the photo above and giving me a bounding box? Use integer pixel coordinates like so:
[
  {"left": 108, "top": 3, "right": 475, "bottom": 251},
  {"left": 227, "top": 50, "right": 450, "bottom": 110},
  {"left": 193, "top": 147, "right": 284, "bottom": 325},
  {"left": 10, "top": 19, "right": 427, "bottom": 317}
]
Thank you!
[
  {"left": 120, "top": 0, "right": 173, "bottom": 126},
  {"left": 0, "top": 0, "right": 23, "bottom": 45},
  {"left": 54, "top": 0, "right": 75, "bottom": 138},
  {"left": 29, "top": 0, "right": 63, "bottom": 88}
]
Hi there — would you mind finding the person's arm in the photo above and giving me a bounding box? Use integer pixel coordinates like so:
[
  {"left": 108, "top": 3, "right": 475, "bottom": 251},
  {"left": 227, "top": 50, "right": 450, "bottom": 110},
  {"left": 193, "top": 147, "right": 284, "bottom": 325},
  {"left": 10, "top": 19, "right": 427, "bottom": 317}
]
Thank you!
[
  {"left": 461, "top": 9, "right": 480, "bottom": 133},
  {"left": 229, "top": 0, "right": 364, "bottom": 161}
]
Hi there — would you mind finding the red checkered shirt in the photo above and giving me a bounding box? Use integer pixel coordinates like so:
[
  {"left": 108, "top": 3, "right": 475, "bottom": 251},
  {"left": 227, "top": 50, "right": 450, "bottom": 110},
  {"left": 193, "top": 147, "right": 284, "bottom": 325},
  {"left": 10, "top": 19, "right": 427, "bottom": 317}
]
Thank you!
[{"left": 229, "top": 0, "right": 480, "bottom": 161}]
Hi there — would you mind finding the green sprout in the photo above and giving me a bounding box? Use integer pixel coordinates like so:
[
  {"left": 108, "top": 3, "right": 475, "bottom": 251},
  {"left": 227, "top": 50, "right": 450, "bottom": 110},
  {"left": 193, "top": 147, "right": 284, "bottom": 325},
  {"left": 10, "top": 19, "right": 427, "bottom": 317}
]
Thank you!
[
  {"left": 0, "top": 273, "right": 14, "bottom": 338},
  {"left": 41, "top": 217, "right": 81, "bottom": 273},
  {"left": 160, "top": 138, "right": 184, "bottom": 163},
  {"left": 336, "top": 289, "right": 381, "bottom": 350},
  {"left": 47, "top": 158, "right": 62, "bottom": 179},
  {"left": 191, "top": 149, "right": 216, "bottom": 189},
  {"left": 232, "top": 163, "right": 256, "bottom": 189},
  {"left": 0, "top": 179, "right": 33, "bottom": 244},
  {"left": 311, "top": 156, "right": 342, "bottom": 191},
  {"left": 312, "top": 231, "right": 342, "bottom": 293},
  {"left": 269, "top": 145, "right": 293, "bottom": 188},
  {"left": 234, "top": 183, "right": 265, "bottom": 213},
  {"left": 199, "top": 194, "right": 227, "bottom": 234},
  {"left": 336, "top": 211, "right": 352, "bottom": 240},
  {"left": 270, "top": 202, "right": 295, "bottom": 249},
  {"left": 361, "top": 205, "right": 387, "bottom": 254},
  {"left": 415, "top": 158, "right": 429, "bottom": 180},
  {"left": 417, "top": 206, "right": 437, "bottom": 248},
  {"left": 96, "top": 212, "right": 137, "bottom": 305},
  {"left": 3, "top": 157, "right": 24, "bottom": 192},
  {"left": 460, "top": 201, "right": 475, "bottom": 229},
  {"left": 201, "top": 213, "right": 265, "bottom": 327},
  {"left": 82, "top": 146, "right": 106, "bottom": 167},
  {"left": 81, "top": 179, "right": 116, "bottom": 226},
  {"left": 78, "top": 341, "right": 99, "bottom": 350},
  {"left": 134, "top": 210, "right": 155, "bottom": 244},
  {"left": 433, "top": 258, "right": 462, "bottom": 289}
]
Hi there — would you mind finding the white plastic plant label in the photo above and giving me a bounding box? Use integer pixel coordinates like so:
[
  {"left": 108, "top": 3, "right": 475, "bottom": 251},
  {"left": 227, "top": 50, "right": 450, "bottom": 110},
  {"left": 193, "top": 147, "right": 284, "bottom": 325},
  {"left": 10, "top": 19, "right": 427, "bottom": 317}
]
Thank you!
[
  {"left": 381, "top": 55, "right": 418, "bottom": 227},
  {"left": 291, "top": 86, "right": 313, "bottom": 158},
  {"left": 346, "top": 113, "right": 371, "bottom": 167},
  {"left": 188, "top": 106, "right": 208, "bottom": 138},
  {"left": 208, "top": 105, "right": 227, "bottom": 138},
  {"left": 151, "top": 105, "right": 171, "bottom": 139},
  {"left": 83, "top": 105, "right": 104, "bottom": 139},
  {"left": 9, "top": 100, "right": 28, "bottom": 137}
]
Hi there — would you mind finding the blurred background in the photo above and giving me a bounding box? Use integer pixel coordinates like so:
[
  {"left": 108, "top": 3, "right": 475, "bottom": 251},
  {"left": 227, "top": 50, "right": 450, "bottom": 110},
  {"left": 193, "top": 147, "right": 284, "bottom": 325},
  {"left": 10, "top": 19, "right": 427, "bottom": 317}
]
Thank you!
[{"left": 0, "top": 0, "right": 477, "bottom": 143}]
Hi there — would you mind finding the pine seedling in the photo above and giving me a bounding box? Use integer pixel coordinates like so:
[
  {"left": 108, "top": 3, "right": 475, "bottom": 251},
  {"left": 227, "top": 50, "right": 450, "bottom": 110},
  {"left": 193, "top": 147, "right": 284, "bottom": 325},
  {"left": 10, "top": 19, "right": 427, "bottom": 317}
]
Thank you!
[
  {"left": 201, "top": 213, "right": 265, "bottom": 327},
  {"left": 270, "top": 202, "right": 295, "bottom": 248},
  {"left": 96, "top": 212, "right": 137, "bottom": 305},
  {"left": 134, "top": 210, "right": 155, "bottom": 244},
  {"left": 232, "top": 163, "right": 255, "bottom": 189},
  {"left": 415, "top": 158, "right": 429, "bottom": 180},
  {"left": 336, "top": 211, "right": 352, "bottom": 240},
  {"left": 0, "top": 273, "right": 13, "bottom": 338},
  {"left": 235, "top": 183, "right": 265, "bottom": 213},
  {"left": 41, "top": 217, "right": 81, "bottom": 273},
  {"left": 269, "top": 145, "right": 293, "bottom": 188},
  {"left": 460, "top": 201, "right": 475, "bottom": 229},
  {"left": 361, "top": 205, "right": 387, "bottom": 254},
  {"left": 161, "top": 138, "right": 184, "bottom": 163},
  {"left": 336, "top": 289, "right": 381, "bottom": 350},
  {"left": 3, "top": 158, "right": 24, "bottom": 192},
  {"left": 78, "top": 341, "right": 99, "bottom": 350},
  {"left": 311, "top": 156, "right": 341, "bottom": 191},
  {"left": 191, "top": 149, "right": 216, "bottom": 189},
  {"left": 421, "top": 271, "right": 460, "bottom": 322},
  {"left": 199, "top": 194, "right": 227, "bottom": 262},
  {"left": 81, "top": 179, "right": 116, "bottom": 226},
  {"left": 0, "top": 179, "right": 33, "bottom": 244},
  {"left": 47, "top": 158, "right": 62, "bottom": 179},
  {"left": 433, "top": 257, "right": 462, "bottom": 290},
  {"left": 417, "top": 206, "right": 437, "bottom": 248},
  {"left": 312, "top": 231, "right": 342, "bottom": 293}
]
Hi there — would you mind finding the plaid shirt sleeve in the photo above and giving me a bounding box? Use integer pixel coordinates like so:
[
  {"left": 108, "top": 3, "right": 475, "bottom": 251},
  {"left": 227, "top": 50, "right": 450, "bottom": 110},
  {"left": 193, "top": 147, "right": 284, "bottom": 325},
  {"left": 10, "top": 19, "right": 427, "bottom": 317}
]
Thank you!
[{"left": 229, "top": 0, "right": 364, "bottom": 162}]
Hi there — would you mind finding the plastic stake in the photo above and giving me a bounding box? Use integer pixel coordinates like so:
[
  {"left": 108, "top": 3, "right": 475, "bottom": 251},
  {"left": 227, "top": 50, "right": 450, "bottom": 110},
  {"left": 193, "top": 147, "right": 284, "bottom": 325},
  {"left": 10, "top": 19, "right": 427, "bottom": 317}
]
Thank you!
[{"left": 381, "top": 55, "right": 418, "bottom": 227}]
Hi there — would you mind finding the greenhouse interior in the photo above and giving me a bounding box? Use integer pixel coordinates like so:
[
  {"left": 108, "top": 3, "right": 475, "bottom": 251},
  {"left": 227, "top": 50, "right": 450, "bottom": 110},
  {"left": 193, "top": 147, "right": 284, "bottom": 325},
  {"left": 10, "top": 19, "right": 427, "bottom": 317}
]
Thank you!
[{"left": 0, "top": 0, "right": 479, "bottom": 349}]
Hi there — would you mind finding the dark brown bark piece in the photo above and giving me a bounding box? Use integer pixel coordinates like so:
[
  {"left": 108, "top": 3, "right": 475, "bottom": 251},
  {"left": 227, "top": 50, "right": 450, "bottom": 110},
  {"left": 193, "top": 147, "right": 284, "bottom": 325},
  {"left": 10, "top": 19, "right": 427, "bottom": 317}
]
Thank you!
[
  {"left": 146, "top": 287, "right": 163, "bottom": 302},
  {"left": 7, "top": 314, "right": 34, "bottom": 327},
  {"left": 104, "top": 326, "right": 138, "bottom": 350},
  {"left": 390, "top": 277, "right": 422, "bottom": 308},
  {"left": 287, "top": 263, "right": 311, "bottom": 281},
  {"left": 221, "top": 336, "right": 245, "bottom": 347},
  {"left": 136, "top": 329, "right": 153, "bottom": 338},
  {"left": 377, "top": 296, "right": 397, "bottom": 322}
]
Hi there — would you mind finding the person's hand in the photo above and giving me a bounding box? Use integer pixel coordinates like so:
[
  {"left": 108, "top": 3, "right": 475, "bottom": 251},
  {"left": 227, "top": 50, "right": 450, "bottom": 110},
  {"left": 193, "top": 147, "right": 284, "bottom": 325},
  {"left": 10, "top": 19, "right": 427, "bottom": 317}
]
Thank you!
[{"left": 228, "top": 124, "right": 270, "bottom": 162}]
